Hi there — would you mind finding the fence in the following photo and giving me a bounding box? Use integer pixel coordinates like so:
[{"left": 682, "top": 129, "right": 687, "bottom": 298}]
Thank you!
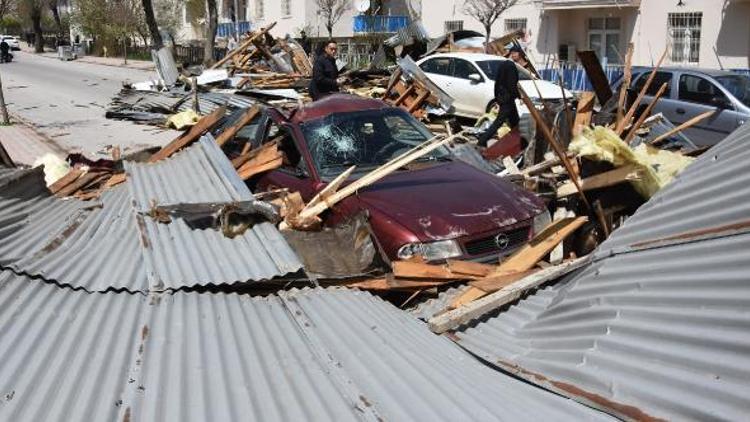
[
  {"left": 538, "top": 64, "right": 750, "bottom": 92},
  {"left": 310, "top": 38, "right": 380, "bottom": 69}
]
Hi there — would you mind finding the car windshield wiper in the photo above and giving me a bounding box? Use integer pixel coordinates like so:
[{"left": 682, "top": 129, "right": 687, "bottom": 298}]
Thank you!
[{"left": 414, "top": 155, "right": 451, "bottom": 163}]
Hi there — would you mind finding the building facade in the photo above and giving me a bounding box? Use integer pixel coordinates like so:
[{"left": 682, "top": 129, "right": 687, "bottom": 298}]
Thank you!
[{"left": 419, "top": 0, "right": 750, "bottom": 69}]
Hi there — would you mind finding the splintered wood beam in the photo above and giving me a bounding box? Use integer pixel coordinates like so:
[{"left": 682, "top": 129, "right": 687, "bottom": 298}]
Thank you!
[
  {"left": 149, "top": 105, "right": 227, "bottom": 163},
  {"left": 428, "top": 257, "right": 590, "bottom": 333},
  {"left": 211, "top": 21, "right": 277, "bottom": 69},
  {"left": 616, "top": 43, "right": 634, "bottom": 125},
  {"left": 623, "top": 82, "right": 668, "bottom": 144},
  {"left": 557, "top": 163, "right": 642, "bottom": 197},
  {"left": 616, "top": 48, "right": 668, "bottom": 135},
  {"left": 649, "top": 110, "right": 716, "bottom": 145},
  {"left": 304, "top": 165, "right": 356, "bottom": 210},
  {"left": 446, "top": 217, "right": 588, "bottom": 310},
  {"left": 519, "top": 85, "right": 590, "bottom": 209},
  {"left": 572, "top": 91, "right": 595, "bottom": 137},
  {"left": 214, "top": 106, "right": 260, "bottom": 146}
]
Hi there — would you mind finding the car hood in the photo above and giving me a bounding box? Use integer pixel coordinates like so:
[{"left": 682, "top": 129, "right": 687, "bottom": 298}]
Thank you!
[
  {"left": 353, "top": 161, "right": 545, "bottom": 241},
  {"left": 519, "top": 79, "right": 572, "bottom": 100}
]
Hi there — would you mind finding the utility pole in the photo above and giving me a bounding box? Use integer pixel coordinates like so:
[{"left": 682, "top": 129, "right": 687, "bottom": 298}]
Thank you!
[{"left": 0, "top": 70, "right": 10, "bottom": 125}]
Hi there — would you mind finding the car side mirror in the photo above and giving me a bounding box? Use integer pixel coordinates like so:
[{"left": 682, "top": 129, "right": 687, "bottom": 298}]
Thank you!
[
  {"left": 710, "top": 96, "right": 732, "bottom": 109},
  {"left": 468, "top": 73, "right": 482, "bottom": 83}
]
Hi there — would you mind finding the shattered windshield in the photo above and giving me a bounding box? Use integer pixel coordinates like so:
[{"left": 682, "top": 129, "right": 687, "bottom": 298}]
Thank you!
[
  {"left": 716, "top": 75, "right": 750, "bottom": 108},
  {"left": 301, "top": 108, "right": 449, "bottom": 179}
]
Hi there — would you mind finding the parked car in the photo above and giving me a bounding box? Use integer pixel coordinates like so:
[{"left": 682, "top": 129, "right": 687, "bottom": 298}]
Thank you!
[
  {"left": 1, "top": 36, "right": 20, "bottom": 51},
  {"left": 416, "top": 53, "right": 571, "bottom": 117},
  {"left": 237, "top": 94, "right": 550, "bottom": 263},
  {"left": 623, "top": 67, "right": 750, "bottom": 145}
]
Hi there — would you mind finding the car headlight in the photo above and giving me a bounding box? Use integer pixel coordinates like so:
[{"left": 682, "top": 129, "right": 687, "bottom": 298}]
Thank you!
[
  {"left": 397, "top": 239, "right": 463, "bottom": 261},
  {"left": 532, "top": 209, "right": 552, "bottom": 236}
]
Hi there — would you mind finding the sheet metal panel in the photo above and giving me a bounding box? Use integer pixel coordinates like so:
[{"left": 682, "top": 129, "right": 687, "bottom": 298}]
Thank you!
[
  {"left": 0, "top": 272, "right": 612, "bottom": 422},
  {"left": 450, "top": 123, "right": 750, "bottom": 420},
  {"left": 0, "top": 140, "right": 302, "bottom": 292}
]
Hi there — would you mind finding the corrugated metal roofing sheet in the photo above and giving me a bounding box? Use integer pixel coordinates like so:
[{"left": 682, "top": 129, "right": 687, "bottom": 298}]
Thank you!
[
  {"left": 0, "top": 271, "right": 612, "bottom": 422},
  {"left": 0, "top": 138, "right": 302, "bottom": 292},
  {"left": 449, "top": 122, "right": 750, "bottom": 421}
]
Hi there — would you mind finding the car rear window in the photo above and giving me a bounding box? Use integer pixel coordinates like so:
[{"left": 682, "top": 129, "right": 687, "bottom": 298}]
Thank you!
[{"left": 634, "top": 71, "right": 672, "bottom": 96}]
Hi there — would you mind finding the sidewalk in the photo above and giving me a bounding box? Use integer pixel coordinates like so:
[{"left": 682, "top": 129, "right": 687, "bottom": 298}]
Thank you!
[
  {"left": 0, "top": 118, "right": 68, "bottom": 166},
  {"left": 18, "top": 44, "right": 155, "bottom": 72}
]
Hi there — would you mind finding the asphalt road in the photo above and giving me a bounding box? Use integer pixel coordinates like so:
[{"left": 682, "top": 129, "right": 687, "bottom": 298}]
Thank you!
[{"left": 0, "top": 51, "right": 177, "bottom": 158}]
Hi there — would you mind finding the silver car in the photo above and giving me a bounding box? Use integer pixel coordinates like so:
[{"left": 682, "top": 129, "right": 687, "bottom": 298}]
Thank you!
[{"left": 627, "top": 68, "right": 750, "bottom": 145}]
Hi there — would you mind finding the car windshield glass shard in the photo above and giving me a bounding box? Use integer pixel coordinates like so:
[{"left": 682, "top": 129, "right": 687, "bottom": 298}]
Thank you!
[
  {"left": 301, "top": 108, "right": 446, "bottom": 178},
  {"left": 476, "top": 60, "right": 530, "bottom": 81},
  {"left": 716, "top": 75, "right": 750, "bottom": 108}
]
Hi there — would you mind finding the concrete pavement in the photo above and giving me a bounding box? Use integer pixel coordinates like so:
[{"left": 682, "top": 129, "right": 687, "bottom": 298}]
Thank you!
[{"left": 0, "top": 50, "right": 177, "bottom": 159}]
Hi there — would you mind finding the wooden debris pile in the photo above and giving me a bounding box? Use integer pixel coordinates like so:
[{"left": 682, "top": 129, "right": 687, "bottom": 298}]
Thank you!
[
  {"left": 382, "top": 56, "right": 453, "bottom": 121},
  {"left": 211, "top": 22, "right": 313, "bottom": 87}
]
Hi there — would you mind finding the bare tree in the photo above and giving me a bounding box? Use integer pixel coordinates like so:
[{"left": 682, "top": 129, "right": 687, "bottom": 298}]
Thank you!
[
  {"left": 463, "top": 0, "right": 518, "bottom": 46},
  {"left": 140, "top": 0, "right": 163, "bottom": 49},
  {"left": 203, "top": 0, "right": 217, "bottom": 66},
  {"left": 0, "top": 0, "right": 16, "bottom": 21},
  {"left": 314, "top": 0, "right": 350, "bottom": 39}
]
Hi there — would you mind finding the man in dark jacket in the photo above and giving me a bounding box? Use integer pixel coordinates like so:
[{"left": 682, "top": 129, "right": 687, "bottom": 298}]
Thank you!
[
  {"left": 309, "top": 41, "right": 340, "bottom": 101},
  {"left": 476, "top": 59, "right": 520, "bottom": 147}
]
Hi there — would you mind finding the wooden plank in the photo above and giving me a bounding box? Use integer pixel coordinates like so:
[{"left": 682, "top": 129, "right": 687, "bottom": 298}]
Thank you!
[
  {"left": 348, "top": 276, "right": 454, "bottom": 291},
  {"left": 428, "top": 257, "right": 590, "bottom": 333},
  {"left": 616, "top": 48, "right": 668, "bottom": 135},
  {"left": 214, "top": 106, "right": 260, "bottom": 146},
  {"left": 149, "top": 105, "right": 227, "bottom": 163},
  {"left": 211, "top": 22, "right": 277, "bottom": 69},
  {"left": 55, "top": 171, "right": 107, "bottom": 197},
  {"left": 304, "top": 165, "right": 356, "bottom": 210},
  {"left": 407, "top": 90, "right": 430, "bottom": 113},
  {"left": 576, "top": 50, "right": 613, "bottom": 105},
  {"left": 649, "top": 110, "right": 716, "bottom": 145},
  {"left": 104, "top": 173, "right": 127, "bottom": 189},
  {"left": 468, "top": 269, "right": 537, "bottom": 292},
  {"left": 392, "top": 261, "right": 475, "bottom": 280},
  {"left": 557, "top": 163, "right": 642, "bottom": 197},
  {"left": 49, "top": 168, "right": 84, "bottom": 194},
  {"left": 236, "top": 143, "right": 283, "bottom": 180},
  {"left": 616, "top": 43, "right": 634, "bottom": 126},
  {"left": 393, "top": 84, "right": 415, "bottom": 106},
  {"left": 519, "top": 86, "right": 590, "bottom": 209},
  {"left": 446, "top": 260, "right": 495, "bottom": 277},
  {"left": 623, "top": 82, "right": 668, "bottom": 145},
  {"left": 384, "top": 67, "right": 403, "bottom": 96},
  {"left": 572, "top": 91, "right": 595, "bottom": 137},
  {"left": 448, "top": 217, "right": 588, "bottom": 309}
]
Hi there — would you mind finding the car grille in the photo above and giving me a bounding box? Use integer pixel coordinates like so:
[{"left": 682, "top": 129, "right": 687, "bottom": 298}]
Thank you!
[{"left": 463, "top": 226, "right": 530, "bottom": 256}]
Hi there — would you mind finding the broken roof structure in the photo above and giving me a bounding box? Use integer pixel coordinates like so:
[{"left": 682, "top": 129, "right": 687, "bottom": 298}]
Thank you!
[
  {"left": 0, "top": 136, "right": 302, "bottom": 292},
  {"left": 0, "top": 271, "right": 614, "bottom": 421},
  {"left": 448, "top": 122, "right": 750, "bottom": 420}
]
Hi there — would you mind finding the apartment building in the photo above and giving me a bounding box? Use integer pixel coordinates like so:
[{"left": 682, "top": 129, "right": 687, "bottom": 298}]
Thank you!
[{"left": 419, "top": 0, "right": 750, "bottom": 69}]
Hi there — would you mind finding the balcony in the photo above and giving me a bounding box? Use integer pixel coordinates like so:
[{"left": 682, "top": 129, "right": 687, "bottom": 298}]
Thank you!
[
  {"left": 217, "top": 21, "right": 252, "bottom": 38},
  {"left": 541, "top": 0, "right": 640, "bottom": 9},
  {"left": 353, "top": 15, "right": 409, "bottom": 34}
]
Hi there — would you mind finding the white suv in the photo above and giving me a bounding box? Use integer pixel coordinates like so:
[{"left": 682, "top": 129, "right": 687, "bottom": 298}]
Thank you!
[{"left": 1, "top": 36, "right": 20, "bottom": 51}]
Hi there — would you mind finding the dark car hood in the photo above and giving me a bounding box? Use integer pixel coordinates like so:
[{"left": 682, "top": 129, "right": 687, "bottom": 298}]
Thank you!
[{"left": 353, "top": 161, "right": 545, "bottom": 241}]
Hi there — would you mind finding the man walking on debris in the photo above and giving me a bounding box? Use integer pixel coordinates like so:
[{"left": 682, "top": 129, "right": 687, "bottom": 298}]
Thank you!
[
  {"left": 476, "top": 59, "right": 520, "bottom": 147},
  {"left": 310, "top": 40, "right": 340, "bottom": 101}
]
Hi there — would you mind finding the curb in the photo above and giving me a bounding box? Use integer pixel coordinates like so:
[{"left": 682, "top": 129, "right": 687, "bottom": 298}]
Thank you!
[{"left": 21, "top": 50, "right": 155, "bottom": 72}]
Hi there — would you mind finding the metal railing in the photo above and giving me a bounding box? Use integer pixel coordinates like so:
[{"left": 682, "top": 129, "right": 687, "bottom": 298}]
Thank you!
[{"left": 353, "top": 15, "right": 409, "bottom": 33}]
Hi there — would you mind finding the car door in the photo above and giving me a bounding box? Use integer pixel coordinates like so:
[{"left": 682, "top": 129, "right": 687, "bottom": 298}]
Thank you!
[
  {"left": 419, "top": 57, "right": 467, "bottom": 115},
  {"left": 449, "top": 58, "right": 491, "bottom": 117},
  {"left": 675, "top": 73, "right": 742, "bottom": 145}
]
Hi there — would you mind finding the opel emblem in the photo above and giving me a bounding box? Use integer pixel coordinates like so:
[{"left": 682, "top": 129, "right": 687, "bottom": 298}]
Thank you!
[{"left": 494, "top": 233, "right": 510, "bottom": 250}]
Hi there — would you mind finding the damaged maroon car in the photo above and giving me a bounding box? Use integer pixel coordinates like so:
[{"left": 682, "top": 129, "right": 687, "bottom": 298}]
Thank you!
[{"left": 246, "top": 94, "right": 549, "bottom": 262}]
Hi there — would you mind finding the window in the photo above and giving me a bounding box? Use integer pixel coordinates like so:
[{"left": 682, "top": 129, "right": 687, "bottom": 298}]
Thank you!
[
  {"left": 444, "top": 20, "right": 463, "bottom": 33},
  {"left": 679, "top": 74, "right": 728, "bottom": 106},
  {"left": 420, "top": 58, "right": 452, "bottom": 76},
  {"left": 281, "top": 0, "right": 291, "bottom": 17},
  {"left": 504, "top": 18, "right": 527, "bottom": 34},
  {"left": 716, "top": 75, "right": 750, "bottom": 108},
  {"left": 255, "top": 0, "right": 264, "bottom": 19},
  {"left": 476, "top": 60, "right": 530, "bottom": 81},
  {"left": 300, "top": 109, "right": 444, "bottom": 179},
  {"left": 452, "top": 59, "right": 478, "bottom": 80},
  {"left": 588, "top": 17, "right": 621, "bottom": 64},
  {"left": 668, "top": 13, "right": 701, "bottom": 64},
  {"left": 634, "top": 71, "right": 673, "bottom": 97}
]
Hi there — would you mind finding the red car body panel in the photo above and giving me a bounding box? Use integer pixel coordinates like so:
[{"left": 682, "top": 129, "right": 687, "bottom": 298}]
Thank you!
[{"left": 257, "top": 94, "right": 546, "bottom": 262}]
